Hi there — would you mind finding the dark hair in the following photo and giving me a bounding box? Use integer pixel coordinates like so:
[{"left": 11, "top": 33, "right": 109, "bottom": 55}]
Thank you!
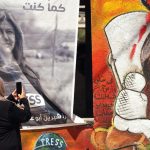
[
  {"left": 141, "top": 33, "right": 150, "bottom": 81},
  {"left": 0, "top": 9, "right": 23, "bottom": 65}
]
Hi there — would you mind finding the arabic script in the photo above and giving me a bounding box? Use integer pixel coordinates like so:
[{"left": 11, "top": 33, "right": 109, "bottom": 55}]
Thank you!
[{"left": 23, "top": 1, "right": 65, "bottom": 12}]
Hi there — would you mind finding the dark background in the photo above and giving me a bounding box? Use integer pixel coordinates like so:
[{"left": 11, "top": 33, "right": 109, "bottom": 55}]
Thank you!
[{"left": 74, "top": 0, "right": 93, "bottom": 118}]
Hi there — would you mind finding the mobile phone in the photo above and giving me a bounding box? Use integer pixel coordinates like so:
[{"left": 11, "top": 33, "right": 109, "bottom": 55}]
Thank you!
[{"left": 16, "top": 82, "right": 22, "bottom": 95}]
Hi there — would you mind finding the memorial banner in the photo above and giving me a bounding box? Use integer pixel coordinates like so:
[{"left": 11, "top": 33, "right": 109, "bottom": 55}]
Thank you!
[{"left": 0, "top": 0, "right": 80, "bottom": 128}]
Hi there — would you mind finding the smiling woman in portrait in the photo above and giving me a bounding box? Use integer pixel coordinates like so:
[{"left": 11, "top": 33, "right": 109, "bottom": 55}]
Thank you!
[
  {"left": 0, "top": 9, "right": 42, "bottom": 95},
  {"left": 0, "top": 9, "right": 68, "bottom": 126}
]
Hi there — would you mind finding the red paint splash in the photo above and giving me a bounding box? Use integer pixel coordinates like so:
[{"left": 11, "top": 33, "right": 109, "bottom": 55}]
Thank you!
[
  {"left": 129, "top": 13, "right": 150, "bottom": 60},
  {"left": 130, "top": 44, "right": 137, "bottom": 60},
  {"left": 146, "top": 12, "right": 150, "bottom": 23},
  {"left": 148, "top": 0, "right": 150, "bottom": 5},
  {"left": 138, "top": 25, "right": 146, "bottom": 42}
]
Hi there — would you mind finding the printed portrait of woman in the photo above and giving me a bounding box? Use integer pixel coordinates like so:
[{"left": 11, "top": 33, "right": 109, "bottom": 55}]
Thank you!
[
  {"left": 0, "top": 9, "right": 41, "bottom": 94},
  {"left": 0, "top": 9, "right": 68, "bottom": 126}
]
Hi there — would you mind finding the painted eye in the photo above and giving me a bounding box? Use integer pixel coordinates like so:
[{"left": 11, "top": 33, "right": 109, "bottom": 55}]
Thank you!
[{"left": 141, "top": 0, "right": 150, "bottom": 10}]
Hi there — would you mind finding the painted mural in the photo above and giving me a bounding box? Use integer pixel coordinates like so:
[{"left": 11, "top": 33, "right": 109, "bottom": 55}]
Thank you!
[{"left": 91, "top": 0, "right": 150, "bottom": 149}]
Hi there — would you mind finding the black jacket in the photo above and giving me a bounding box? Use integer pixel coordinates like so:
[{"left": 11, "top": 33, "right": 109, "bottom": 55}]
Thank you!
[{"left": 0, "top": 95, "right": 31, "bottom": 150}]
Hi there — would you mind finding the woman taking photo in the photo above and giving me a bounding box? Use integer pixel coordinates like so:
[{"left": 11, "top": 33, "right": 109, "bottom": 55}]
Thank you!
[{"left": 0, "top": 78, "right": 31, "bottom": 150}]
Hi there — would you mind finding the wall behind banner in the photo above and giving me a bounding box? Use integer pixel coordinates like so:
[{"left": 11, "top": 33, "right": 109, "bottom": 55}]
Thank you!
[
  {"left": 74, "top": 0, "right": 93, "bottom": 118},
  {"left": 21, "top": 125, "right": 95, "bottom": 150}
]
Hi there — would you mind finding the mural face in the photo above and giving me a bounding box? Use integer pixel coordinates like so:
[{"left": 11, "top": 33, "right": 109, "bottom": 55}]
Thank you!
[{"left": 91, "top": 0, "right": 150, "bottom": 149}]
